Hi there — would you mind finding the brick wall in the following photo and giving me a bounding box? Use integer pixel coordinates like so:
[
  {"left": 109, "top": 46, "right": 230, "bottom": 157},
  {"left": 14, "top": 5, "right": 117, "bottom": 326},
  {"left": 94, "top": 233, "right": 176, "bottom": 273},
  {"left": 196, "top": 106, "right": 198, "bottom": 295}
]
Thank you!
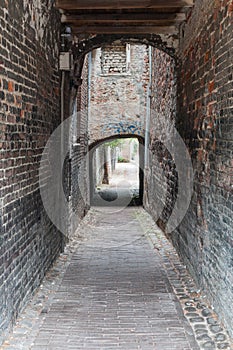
[
  {"left": 101, "top": 44, "right": 128, "bottom": 75},
  {"left": 0, "top": 0, "right": 62, "bottom": 342},
  {"left": 145, "top": 1, "right": 233, "bottom": 336},
  {"left": 144, "top": 49, "right": 177, "bottom": 230},
  {"left": 88, "top": 44, "right": 149, "bottom": 144},
  {"left": 70, "top": 55, "right": 90, "bottom": 233},
  {"left": 175, "top": 0, "right": 233, "bottom": 337}
]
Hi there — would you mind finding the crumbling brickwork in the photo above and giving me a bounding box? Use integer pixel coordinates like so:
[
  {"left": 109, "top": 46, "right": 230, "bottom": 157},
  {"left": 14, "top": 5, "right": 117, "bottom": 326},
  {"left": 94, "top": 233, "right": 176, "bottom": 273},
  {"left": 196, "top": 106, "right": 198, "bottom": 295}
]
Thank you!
[
  {"left": 70, "top": 56, "right": 90, "bottom": 233},
  {"left": 144, "top": 49, "right": 177, "bottom": 230},
  {"left": 101, "top": 44, "right": 129, "bottom": 75},
  {"left": 175, "top": 0, "right": 233, "bottom": 337},
  {"left": 0, "top": 0, "right": 62, "bottom": 341},
  {"left": 88, "top": 43, "right": 149, "bottom": 203},
  {"left": 88, "top": 44, "right": 149, "bottom": 144},
  {"left": 144, "top": 1, "right": 233, "bottom": 337}
]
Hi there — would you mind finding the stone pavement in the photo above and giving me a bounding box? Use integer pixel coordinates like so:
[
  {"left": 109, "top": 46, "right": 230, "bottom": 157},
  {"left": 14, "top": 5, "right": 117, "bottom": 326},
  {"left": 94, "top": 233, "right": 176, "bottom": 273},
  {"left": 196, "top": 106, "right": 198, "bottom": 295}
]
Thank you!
[
  {"left": 92, "top": 162, "right": 140, "bottom": 207},
  {"left": 1, "top": 207, "right": 232, "bottom": 350}
]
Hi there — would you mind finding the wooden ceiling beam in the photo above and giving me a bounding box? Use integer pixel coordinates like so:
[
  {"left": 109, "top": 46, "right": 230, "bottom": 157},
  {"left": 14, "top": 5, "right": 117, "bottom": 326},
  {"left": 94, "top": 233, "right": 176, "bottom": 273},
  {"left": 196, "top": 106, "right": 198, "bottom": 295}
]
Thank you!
[
  {"left": 72, "top": 25, "right": 178, "bottom": 34},
  {"left": 61, "top": 12, "right": 186, "bottom": 23},
  {"left": 56, "top": 0, "right": 193, "bottom": 10},
  {"left": 70, "top": 21, "right": 182, "bottom": 27}
]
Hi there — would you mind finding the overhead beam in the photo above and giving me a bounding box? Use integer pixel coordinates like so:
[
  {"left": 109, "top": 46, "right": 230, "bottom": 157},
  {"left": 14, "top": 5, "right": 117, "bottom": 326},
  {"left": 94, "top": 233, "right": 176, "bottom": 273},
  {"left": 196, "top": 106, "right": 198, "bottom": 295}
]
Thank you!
[
  {"left": 56, "top": 0, "right": 193, "bottom": 10},
  {"left": 61, "top": 12, "right": 186, "bottom": 23},
  {"left": 72, "top": 25, "right": 177, "bottom": 34},
  {"left": 71, "top": 21, "right": 182, "bottom": 27}
]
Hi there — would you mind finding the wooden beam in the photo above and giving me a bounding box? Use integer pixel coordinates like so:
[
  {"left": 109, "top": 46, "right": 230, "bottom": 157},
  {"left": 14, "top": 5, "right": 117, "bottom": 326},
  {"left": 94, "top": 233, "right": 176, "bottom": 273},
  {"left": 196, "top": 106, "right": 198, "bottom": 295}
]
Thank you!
[
  {"left": 72, "top": 25, "right": 178, "bottom": 34},
  {"left": 61, "top": 12, "right": 186, "bottom": 23},
  {"left": 71, "top": 21, "right": 182, "bottom": 27},
  {"left": 56, "top": 0, "right": 193, "bottom": 10}
]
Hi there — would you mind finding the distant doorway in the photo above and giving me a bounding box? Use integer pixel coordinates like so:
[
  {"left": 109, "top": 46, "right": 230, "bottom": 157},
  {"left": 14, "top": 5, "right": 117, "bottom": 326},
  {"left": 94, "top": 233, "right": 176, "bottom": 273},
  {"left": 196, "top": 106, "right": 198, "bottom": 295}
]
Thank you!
[{"left": 90, "top": 137, "right": 143, "bottom": 207}]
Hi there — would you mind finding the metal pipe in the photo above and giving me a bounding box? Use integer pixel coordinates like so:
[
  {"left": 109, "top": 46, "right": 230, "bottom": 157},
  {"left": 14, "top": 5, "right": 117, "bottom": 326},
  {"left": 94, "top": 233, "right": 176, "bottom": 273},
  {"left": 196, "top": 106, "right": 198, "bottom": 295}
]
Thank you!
[
  {"left": 60, "top": 70, "right": 66, "bottom": 244},
  {"left": 87, "top": 51, "right": 92, "bottom": 120},
  {"left": 145, "top": 45, "right": 152, "bottom": 169},
  {"left": 87, "top": 51, "right": 92, "bottom": 206},
  {"left": 143, "top": 45, "right": 152, "bottom": 206}
]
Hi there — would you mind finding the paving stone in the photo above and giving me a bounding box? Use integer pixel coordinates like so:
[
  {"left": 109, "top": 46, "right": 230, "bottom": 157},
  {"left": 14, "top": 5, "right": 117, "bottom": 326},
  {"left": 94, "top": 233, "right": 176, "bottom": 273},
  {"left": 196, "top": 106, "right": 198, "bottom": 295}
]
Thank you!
[
  {"left": 215, "top": 334, "right": 227, "bottom": 342},
  {"left": 189, "top": 317, "right": 205, "bottom": 323},
  {"left": 194, "top": 325, "right": 208, "bottom": 330},
  {"left": 196, "top": 329, "right": 209, "bottom": 336},
  {"left": 1, "top": 207, "right": 233, "bottom": 350},
  {"left": 202, "top": 309, "right": 213, "bottom": 317},
  {"left": 217, "top": 344, "right": 230, "bottom": 349},
  {"left": 210, "top": 326, "right": 224, "bottom": 334},
  {"left": 207, "top": 318, "right": 218, "bottom": 325},
  {"left": 201, "top": 341, "right": 216, "bottom": 348},
  {"left": 185, "top": 307, "right": 197, "bottom": 312},
  {"left": 197, "top": 334, "right": 213, "bottom": 342}
]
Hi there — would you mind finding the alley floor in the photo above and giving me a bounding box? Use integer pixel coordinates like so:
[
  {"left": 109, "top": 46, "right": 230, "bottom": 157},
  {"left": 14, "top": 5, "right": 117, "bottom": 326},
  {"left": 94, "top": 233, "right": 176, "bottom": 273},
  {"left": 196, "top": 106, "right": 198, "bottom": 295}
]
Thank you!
[
  {"left": 1, "top": 207, "right": 232, "bottom": 350},
  {"left": 92, "top": 161, "right": 140, "bottom": 206}
]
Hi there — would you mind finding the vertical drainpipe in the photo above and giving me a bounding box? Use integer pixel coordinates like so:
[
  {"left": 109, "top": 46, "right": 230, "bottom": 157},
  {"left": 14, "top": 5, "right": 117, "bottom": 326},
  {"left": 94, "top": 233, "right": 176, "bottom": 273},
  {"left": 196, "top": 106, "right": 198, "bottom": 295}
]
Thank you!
[
  {"left": 87, "top": 52, "right": 92, "bottom": 207},
  {"left": 144, "top": 45, "right": 152, "bottom": 206},
  {"left": 60, "top": 70, "right": 65, "bottom": 246},
  {"left": 88, "top": 52, "right": 92, "bottom": 119},
  {"left": 61, "top": 71, "right": 65, "bottom": 136}
]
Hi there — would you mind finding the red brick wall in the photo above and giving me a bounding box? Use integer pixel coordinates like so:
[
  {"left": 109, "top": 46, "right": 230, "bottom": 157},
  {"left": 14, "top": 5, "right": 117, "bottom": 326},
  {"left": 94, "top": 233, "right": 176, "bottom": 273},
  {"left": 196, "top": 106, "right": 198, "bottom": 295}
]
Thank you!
[
  {"left": 176, "top": 0, "right": 233, "bottom": 336},
  {"left": 88, "top": 44, "right": 149, "bottom": 143},
  {"left": 0, "top": 0, "right": 62, "bottom": 342},
  {"left": 144, "top": 1, "right": 233, "bottom": 337}
]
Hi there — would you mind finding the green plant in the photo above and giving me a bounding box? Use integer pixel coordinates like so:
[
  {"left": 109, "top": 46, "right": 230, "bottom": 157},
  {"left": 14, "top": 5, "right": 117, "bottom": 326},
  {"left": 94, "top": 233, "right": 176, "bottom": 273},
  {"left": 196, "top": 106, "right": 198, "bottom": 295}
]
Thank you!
[
  {"left": 118, "top": 156, "right": 130, "bottom": 163},
  {"left": 105, "top": 139, "right": 125, "bottom": 149}
]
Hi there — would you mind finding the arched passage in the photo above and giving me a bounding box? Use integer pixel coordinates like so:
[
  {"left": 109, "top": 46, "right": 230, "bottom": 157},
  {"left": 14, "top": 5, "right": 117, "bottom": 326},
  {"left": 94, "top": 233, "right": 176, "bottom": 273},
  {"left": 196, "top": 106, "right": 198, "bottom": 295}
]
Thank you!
[
  {"left": 72, "top": 40, "right": 179, "bottom": 228},
  {"left": 1, "top": 0, "right": 233, "bottom": 346},
  {"left": 89, "top": 135, "right": 144, "bottom": 206}
]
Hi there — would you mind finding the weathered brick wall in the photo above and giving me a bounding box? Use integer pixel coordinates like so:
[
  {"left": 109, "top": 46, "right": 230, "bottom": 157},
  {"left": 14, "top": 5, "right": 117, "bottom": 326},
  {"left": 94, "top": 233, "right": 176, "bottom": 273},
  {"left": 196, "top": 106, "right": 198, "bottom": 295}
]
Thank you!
[
  {"left": 70, "top": 55, "right": 90, "bottom": 233},
  {"left": 145, "top": 0, "right": 233, "bottom": 336},
  {"left": 0, "top": 0, "right": 62, "bottom": 342},
  {"left": 144, "top": 49, "right": 177, "bottom": 230},
  {"left": 175, "top": 0, "right": 233, "bottom": 337},
  {"left": 88, "top": 44, "right": 149, "bottom": 144},
  {"left": 101, "top": 44, "right": 128, "bottom": 75}
]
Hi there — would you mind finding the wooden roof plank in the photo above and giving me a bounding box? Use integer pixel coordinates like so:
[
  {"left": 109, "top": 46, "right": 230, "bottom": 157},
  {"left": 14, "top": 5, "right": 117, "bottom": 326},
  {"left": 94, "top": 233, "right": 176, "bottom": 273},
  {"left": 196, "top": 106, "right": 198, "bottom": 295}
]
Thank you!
[
  {"left": 61, "top": 12, "right": 186, "bottom": 23},
  {"left": 56, "top": 0, "right": 193, "bottom": 10},
  {"left": 72, "top": 25, "right": 178, "bottom": 34}
]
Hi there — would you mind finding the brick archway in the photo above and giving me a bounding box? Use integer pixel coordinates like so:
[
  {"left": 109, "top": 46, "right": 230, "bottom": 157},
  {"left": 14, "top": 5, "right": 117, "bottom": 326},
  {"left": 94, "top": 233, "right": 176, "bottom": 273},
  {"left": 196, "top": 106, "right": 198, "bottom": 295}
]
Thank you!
[
  {"left": 89, "top": 134, "right": 145, "bottom": 206},
  {"left": 70, "top": 34, "right": 177, "bottom": 90},
  {"left": 89, "top": 121, "right": 145, "bottom": 146}
]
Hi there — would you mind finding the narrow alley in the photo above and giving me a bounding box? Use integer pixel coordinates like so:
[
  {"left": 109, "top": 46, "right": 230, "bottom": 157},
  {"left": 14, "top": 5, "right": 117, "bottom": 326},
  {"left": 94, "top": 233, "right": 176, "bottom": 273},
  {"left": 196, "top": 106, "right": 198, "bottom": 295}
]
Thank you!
[{"left": 0, "top": 0, "right": 233, "bottom": 349}]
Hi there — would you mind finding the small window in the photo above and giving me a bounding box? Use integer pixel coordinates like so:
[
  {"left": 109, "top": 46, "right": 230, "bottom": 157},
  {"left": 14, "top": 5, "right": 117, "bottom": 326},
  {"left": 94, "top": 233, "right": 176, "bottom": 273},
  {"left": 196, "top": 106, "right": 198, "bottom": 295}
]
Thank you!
[{"left": 101, "top": 43, "right": 131, "bottom": 75}]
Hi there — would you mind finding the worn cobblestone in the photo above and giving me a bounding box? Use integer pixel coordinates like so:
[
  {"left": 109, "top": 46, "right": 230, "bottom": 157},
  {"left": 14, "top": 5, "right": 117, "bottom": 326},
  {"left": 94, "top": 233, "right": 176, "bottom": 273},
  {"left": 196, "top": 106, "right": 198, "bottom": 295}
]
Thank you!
[{"left": 136, "top": 208, "right": 233, "bottom": 350}]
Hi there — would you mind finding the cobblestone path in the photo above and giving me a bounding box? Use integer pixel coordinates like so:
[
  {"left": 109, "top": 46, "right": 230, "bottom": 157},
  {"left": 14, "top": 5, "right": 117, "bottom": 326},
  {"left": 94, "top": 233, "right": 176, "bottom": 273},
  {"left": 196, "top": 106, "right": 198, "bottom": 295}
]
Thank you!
[{"left": 1, "top": 207, "right": 232, "bottom": 350}]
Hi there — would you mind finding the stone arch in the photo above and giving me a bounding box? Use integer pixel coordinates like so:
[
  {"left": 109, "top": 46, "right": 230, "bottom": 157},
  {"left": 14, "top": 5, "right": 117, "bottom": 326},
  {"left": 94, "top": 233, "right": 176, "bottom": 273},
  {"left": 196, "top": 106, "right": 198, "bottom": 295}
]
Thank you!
[
  {"left": 89, "top": 133, "right": 144, "bottom": 151},
  {"left": 71, "top": 34, "right": 177, "bottom": 89},
  {"left": 89, "top": 121, "right": 145, "bottom": 146}
]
